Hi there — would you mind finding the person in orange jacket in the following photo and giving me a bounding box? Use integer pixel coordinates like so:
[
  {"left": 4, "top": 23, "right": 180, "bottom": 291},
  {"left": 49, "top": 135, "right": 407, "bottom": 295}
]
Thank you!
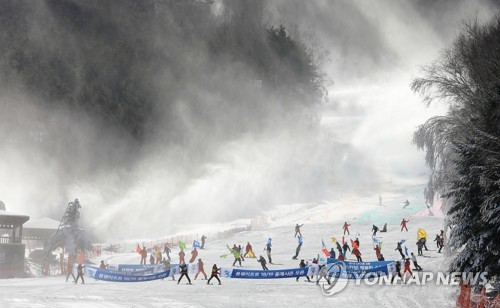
[
  {"left": 243, "top": 242, "right": 254, "bottom": 258},
  {"left": 179, "top": 249, "right": 185, "bottom": 264},
  {"left": 195, "top": 258, "right": 207, "bottom": 280},
  {"left": 140, "top": 246, "right": 147, "bottom": 265},
  {"left": 352, "top": 247, "right": 363, "bottom": 262},
  {"left": 189, "top": 248, "right": 198, "bottom": 263},
  {"left": 403, "top": 258, "right": 413, "bottom": 278}
]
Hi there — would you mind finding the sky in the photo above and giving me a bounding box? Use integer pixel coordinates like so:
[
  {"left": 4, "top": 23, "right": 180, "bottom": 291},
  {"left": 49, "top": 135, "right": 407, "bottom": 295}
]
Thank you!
[{"left": 0, "top": 0, "right": 498, "bottom": 241}]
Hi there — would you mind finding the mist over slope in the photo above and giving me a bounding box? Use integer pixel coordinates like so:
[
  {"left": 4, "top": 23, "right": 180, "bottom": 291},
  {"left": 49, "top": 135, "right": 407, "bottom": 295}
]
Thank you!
[{"left": 0, "top": 0, "right": 497, "bottom": 240}]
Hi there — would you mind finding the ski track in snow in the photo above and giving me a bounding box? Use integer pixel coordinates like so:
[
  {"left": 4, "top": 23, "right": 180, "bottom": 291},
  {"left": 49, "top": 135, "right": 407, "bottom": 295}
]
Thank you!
[{"left": 0, "top": 213, "right": 455, "bottom": 307}]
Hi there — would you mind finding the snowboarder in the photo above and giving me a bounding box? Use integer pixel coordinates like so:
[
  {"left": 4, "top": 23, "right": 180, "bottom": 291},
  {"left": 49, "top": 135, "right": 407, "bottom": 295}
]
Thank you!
[
  {"left": 207, "top": 264, "right": 221, "bottom": 285},
  {"left": 352, "top": 247, "right": 363, "bottom": 262},
  {"left": 294, "top": 224, "right": 304, "bottom": 237},
  {"left": 354, "top": 238, "right": 360, "bottom": 248},
  {"left": 156, "top": 250, "right": 162, "bottom": 264},
  {"left": 257, "top": 255, "right": 268, "bottom": 270},
  {"left": 177, "top": 263, "right": 192, "bottom": 284},
  {"left": 65, "top": 261, "right": 75, "bottom": 282},
  {"left": 372, "top": 225, "right": 379, "bottom": 236},
  {"left": 410, "top": 253, "right": 422, "bottom": 270},
  {"left": 438, "top": 235, "right": 444, "bottom": 253},
  {"left": 75, "top": 264, "right": 85, "bottom": 284},
  {"left": 416, "top": 240, "right": 424, "bottom": 256},
  {"left": 342, "top": 242, "right": 350, "bottom": 257},
  {"left": 343, "top": 222, "right": 351, "bottom": 235},
  {"left": 99, "top": 260, "right": 107, "bottom": 269},
  {"left": 403, "top": 199, "right": 410, "bottom": 209},
  {"left": 201, "top": 235, "right": 207, "bottom": 249},
  {"left": 238, "top": 245, "right": 245, "bottom": 261},
  {"left": 381, "top": 223, "right": 387, "bottom": 233},
  {"left": 179, "top": 249, "right": 185, "bottom": 264},
  {"left": 293, "top": 235, "right": 303, "bottom": 260},
  {"left": 265, "top": 238, "right": 272, "bottom": 264},
  {"left": 391, "top": 261, "right": 402, "bottom": 284},
  {"left": 400, "top": 218, "right": 409, "bottom": 232},
  {"left": 140, "top": 246, "right": 147, "bottom": 265},
  {"left": 232, "top": 248, "right": 242, "bottom": 267},
  {"left": 296, "top": 259, "right": 310, "bottom": 282},
  {"left": 243, "top": 242, "right": 255, "bottom": 258},
  {"left": 395, "top": 242, "right": 405, "bottom": 259},
  {"left": 164, "top": 244, "right": 171, "bottom": 261},
  {"left": 195, "top": 258, "right": 207, "bottom": 280},
  {"left": 316, "top": 265, "right": 331, "bottom": 285},
  {"left": 189, "top": 248, "right": 198, "bottom": 263},
  {"left": 378, "top": 254, "right": 385, "bottom": 261}
]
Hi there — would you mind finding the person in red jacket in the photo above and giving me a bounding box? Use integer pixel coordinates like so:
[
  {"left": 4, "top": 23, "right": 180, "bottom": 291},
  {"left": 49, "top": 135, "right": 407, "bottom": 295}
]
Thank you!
[
  {"left": 352, "top": 247, "right": 363, "bottom": 262},
  {"left": 243, "top": 242, "right": 254, "bottom": 258},
  {"left": 189, "top": 248, "right": 198, "bottom": 263},
  {"left": 343, "top": 222, "right": 351, "bottom": 235},
  {"left": 403, "top": 258, "right": 413, "bottom": 278},
  {"left": 400, "top": 218, "right": 409, "bottom": 232},
  {"left": 374, "top": 245, "right": 381, "bottom": 260},
  {"left": 179, "top": 249, "right": 185, "bottom": 264},
  {"left": 195, "top": 258, "right": 207, "bottom": 280}
]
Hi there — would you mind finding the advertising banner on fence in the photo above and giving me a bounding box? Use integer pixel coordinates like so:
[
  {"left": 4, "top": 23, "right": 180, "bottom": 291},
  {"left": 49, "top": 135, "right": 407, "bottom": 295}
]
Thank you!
[
  {"left": 326, "top": 259, "right": 395, "bottom": 279},
  {"left": 86, "top": 266, "right": 170, "bottom": 282},
  {"left": 220, "top": 268, "right": 308, "bottom": 279}
]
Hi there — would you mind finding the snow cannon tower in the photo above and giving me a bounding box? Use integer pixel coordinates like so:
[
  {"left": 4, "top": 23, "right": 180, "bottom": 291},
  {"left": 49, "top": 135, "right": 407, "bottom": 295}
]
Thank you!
[{"left": 0, "top": 201, "right": 30, "bottom": 278}]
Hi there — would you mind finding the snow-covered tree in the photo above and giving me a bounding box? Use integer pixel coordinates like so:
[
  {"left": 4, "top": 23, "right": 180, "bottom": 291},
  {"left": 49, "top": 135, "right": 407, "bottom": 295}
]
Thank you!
[{"left": 412, "top": 15, "right": 500, "bottom": 279}]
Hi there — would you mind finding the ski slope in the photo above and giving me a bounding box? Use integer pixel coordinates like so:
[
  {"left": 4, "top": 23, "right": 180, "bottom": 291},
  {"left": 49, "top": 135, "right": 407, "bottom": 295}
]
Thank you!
[{"left": 0, "top": 201, "right": 455, "bottom": 308}]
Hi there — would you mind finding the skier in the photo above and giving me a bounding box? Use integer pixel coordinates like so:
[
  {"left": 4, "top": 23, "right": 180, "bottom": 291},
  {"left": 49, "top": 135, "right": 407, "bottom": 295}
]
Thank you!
[
  {"left": 257, "top": 255, "right": 268, "bottom": 270},
  {"left": 433, "top": 234, "right": 441, "bottom": 249},
  {"left": 410, "top": 253, "right": 422, "bottom": 270},
  {"left": 316, "top": 265, "right": 331, "bottom": 285},
  {"left": 265, "top": 238, "right": 272, "bottom": 264},
  {"left": 381, "top": 223, "right": 387, "bottom": 233},
  {"left": 372, "top": 225, "right": 379, "bottom": 236},
  {"left": 189, "top": 248, "right": 198, "bottom": 263},
  {"left": 99, "top": 260, "right": 107, "bottom": 269},
  {"left": 75, "top": 264, "right": 85, "bottom": 284},
  {"left": 296, "top": 259, "right": 310, "bottom": 282},
  {"left": 336, "top": 242, "right": 343, "bottom": 257},
  {"left": 342, "top": 242, "right": 350, "bottom": 257},
  {"left": 156, "top": 250, "right": 162, "bottom": 264},
  {"left": 378, "top": 254, "right": 385, "bottom": 261},
  {"left": 201, "top": 235, "right": 207, "bottom": 249},
  {"left": 343, "top": 222, "right": 351, "bottom": 235},
  {"left": 163, "top": 259, "right": 176, "bottom": 281},
  {"left": 438, "top": 235, "right": 444, "bottom": 253},
  {"left": 374, "top": 245, "right": 381, "bottom": 260},
  {"left": 402, "top": 199, "right": 410, "bottom": 209},
  {"left": 65, "top": 261, "right": 75, "bottom": 282},
  {"left": 403, "top": 258, "right": 413, "bottom": 278},
  {"left": 207, "top": 264, "right": 221, "bottom": 285},
  {"left": 243, "top": 242, "right": 254, "bottom": 258},
  {"left": 352, "top": 247, "right": 363, "bottom": 262},
  {"left": 140, "top": 246, "right": 147, "bottom": 265},
  {"left": 395, "top": 242, "right": 405, "bottom": 259},
  {"left": 150, "top": 252, "right": 155, "bottom": 265},
  {"left": 195, "top": 258, "right": 207, "bottom": 280},
  {"left": 329, "top": 248, "right": 336, "bottom": 259},
  {"left": 293, "top": 235, "right": 303, "bottom": 260},
  {"left": 231, "top": 247, "right": 242, "bottom": 267},
  {"left": 354, "top": 238, "right": 360, "bottom": 248},
  {"left": 177, "top": 263, "right": 192, "bottom": 284},
  {"left": 390, "top": 261, "right": 402, "bottom": 284},
  {"left": 416, "top": 240, "right": 424, "bottom": 256},
  {"left": 179, "top": 249, "right": 185, "bottom": 264},
  {"left": 400, "top": 218, "right": 409, "bottom": 232},
  {"left": 294, "top": 224, "right": 304, "bottom": 237},
  {"left": 238, "top": 245, "right": 245, "bottom": 261},
  {"left": 164, "top": 244, "right": 171, "bottom": 261}
]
